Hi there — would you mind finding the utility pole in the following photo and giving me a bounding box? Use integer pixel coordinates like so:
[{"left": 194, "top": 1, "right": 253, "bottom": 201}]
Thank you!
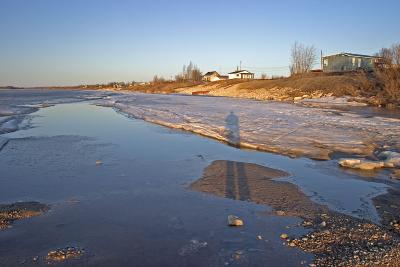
[
  {"left": 320, "top": 50, "right": 323, "bottom": 70},
  {"left": 240, "top": 60, "right": 242, "bottom": 71}
]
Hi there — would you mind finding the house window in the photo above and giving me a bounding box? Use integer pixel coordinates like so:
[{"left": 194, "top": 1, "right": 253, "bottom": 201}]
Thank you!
[
  {"left": 323, "top": 59, "right": 328, "bottom": 66},
  {"left": 237, "top": 74, "right": 239, "bottom": 77},
  {"left": 352, "top": 58, "right": 356, "bottom": 66},
  {"left": 358, "top": 58, "right": 361, "bottom": 68}
]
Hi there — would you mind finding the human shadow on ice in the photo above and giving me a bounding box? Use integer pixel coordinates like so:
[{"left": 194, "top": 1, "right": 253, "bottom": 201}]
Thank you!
[{"left": 224, "top": 111, "right": 240, "bottom": 147}]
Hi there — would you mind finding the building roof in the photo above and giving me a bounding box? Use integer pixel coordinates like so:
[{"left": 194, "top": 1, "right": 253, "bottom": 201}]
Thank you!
[
  {"left": 203, "top": 71, "right": 220, "bottom": 76},
  {"left": 228, "top": 70, "right": 254, "bottom": 74},
  {"left": 323, "top": 52, "right": 380, "bottom": 59}
]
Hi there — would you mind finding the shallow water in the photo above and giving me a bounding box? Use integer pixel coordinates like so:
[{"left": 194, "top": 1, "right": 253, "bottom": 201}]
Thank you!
[{"left": 0, "top": 100, "right": 392, "bottom": 266}]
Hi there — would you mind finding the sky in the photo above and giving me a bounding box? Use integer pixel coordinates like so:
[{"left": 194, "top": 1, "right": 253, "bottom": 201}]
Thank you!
[{"left": 1, "top": 0, "right": 399, "bottom": 87}]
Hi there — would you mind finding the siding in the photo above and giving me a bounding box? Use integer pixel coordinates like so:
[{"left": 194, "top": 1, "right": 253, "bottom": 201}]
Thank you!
[{"left": 323, "top": 55, "right": 375, "bottom": 72}]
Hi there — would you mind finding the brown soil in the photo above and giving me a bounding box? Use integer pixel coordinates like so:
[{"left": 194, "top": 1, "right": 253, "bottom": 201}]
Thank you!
[
  {"left": 0, "top": 201, "right": 49, "bottom": 230},
  {"left": 190, "top": 160, "right": 400, "bottom": 266},
  {"left": 132, "top": 72, "right": 367, "bottom": 102}
]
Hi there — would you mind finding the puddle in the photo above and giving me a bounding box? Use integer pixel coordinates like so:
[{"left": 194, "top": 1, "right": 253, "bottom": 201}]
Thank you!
[{"left": 0, "top": 100, "right": 393, "bottom": 266}]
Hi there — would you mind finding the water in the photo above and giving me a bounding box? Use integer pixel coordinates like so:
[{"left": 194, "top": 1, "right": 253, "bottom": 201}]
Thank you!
[{"left": 0, "top": 102, "right": 390, "bottom": 266}]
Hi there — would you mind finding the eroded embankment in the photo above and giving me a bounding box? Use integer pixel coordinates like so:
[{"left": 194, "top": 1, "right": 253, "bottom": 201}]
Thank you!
[
  {"left": 190, "top": 160, "right": 400, "bottom": 266},
  {"left": 96, "top": 93, "right": 400, "bottom": 161}
]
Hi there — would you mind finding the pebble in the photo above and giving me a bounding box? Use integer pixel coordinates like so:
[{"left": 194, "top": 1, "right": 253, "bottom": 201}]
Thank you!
[{"left": 280, "top": 233, "right": 288, "bottom": 239}]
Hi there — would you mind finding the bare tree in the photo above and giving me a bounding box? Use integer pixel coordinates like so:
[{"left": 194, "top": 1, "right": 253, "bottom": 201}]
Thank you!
[
  {"left": 260, "top": 73, "right": 268, "bottom": 79},
  {"left": 153, "top": 75, "right": 165, "bottom": 83},
  {"left": 175, "top": 61, "right": 202, "bottom": 82},
  {"left": 375, "top": 43, "right": 400, "bottom": 104},
  {"left": 289, "top": 42, "right": 317, "bottom": 75}
]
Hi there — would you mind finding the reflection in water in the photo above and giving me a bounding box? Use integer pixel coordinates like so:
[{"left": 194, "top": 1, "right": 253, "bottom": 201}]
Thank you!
[{"left": 225, "top": 111, "right": 240, "bottom": 147}]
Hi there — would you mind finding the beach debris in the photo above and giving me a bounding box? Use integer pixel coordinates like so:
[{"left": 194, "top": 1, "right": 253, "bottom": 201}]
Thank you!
[
  {"left": 228, "top": 215, "right": 244, "bottom": 226},
  {"left": 178, "top": 239, "right": 208, "bottom": 256},
  {"left": 46, "top": 246, "right": 85, "bottom": 262}
]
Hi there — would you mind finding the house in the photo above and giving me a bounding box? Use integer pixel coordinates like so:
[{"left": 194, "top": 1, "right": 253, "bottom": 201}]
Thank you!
[
  {"left": 322, "top": 53, "right": 382, "bottom": 73},
  {"left": 202, "top": 71, "right": 228, "bottom": 82},
  {"left": 228, "top": 70, "right": 255, "bottom": 79}
]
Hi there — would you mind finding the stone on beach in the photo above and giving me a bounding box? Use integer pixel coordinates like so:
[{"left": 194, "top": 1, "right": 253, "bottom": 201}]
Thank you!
[{"left": 228, "top": 215, "right": 244, "bottom": 226}]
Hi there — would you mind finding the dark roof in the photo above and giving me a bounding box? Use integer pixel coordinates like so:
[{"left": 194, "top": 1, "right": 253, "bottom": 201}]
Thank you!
[
  {"left": 323, "top": 52, "right": 379, "bottom": 59},
  {"left": 203, "top": 71, "right": 219, "bottom": 76},
  {"left": 228, "top": 70, "right": 254, "bottom": 74}
]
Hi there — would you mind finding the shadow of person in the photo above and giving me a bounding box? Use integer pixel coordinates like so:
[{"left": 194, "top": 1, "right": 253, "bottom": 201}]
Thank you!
[{"left": 225, "top": 111, "right": 240, "bottom": 147}]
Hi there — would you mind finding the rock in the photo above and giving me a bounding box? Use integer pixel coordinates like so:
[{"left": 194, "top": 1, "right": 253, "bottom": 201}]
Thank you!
[
  {"left": 95, "top": 160, "right": 102, "bottom": 166},
  {"left": 280, "top": 233, "right": 288, "bottom": 239},
  {"left": 320, "top": 221, "right": 327, "bottom": 227},
  {"left": 294, "top": 96, "right": 303, "bottom": 101},
  {"left": 257, "top": 235, "right": 263, "bottom": 240},
  {"left": 228, "top": 215, "right": 244, "bottom": 226}
]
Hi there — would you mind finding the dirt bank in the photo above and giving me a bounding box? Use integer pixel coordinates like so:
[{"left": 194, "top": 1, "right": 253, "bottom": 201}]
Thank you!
[
  {"left": 190, "top": 160, "right": 400, "bottom": 266},
  {"left": 97, "top": 72, "right": 398, "bottom": 108}
]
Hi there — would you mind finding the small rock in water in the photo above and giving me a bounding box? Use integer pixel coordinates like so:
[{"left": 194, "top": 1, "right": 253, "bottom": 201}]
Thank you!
[
  {"left": 228, "top": 215, "right": 244, "bottom": 226},
  {"left": 95, "top": 160, "right": 102, "bottom": 166},
  {"left": 280, "top": 233, "right": 288, "bottom": 239}
]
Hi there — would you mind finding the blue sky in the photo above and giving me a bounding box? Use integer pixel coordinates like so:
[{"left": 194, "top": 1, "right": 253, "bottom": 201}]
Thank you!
[{"left": 1, "top": 0, "right": 399, "bottom": 86}]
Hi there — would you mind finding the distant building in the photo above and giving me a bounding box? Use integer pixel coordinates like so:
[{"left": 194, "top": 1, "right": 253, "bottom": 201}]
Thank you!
[
  {"left": 202, "top": 71, "right": 228, "bottom": 82},
  {"left": 322, "top": 53, "right": 382, "bottom": 73},
  {"left": 228, "top": 70, "right": 255, "bottom": 79}
]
